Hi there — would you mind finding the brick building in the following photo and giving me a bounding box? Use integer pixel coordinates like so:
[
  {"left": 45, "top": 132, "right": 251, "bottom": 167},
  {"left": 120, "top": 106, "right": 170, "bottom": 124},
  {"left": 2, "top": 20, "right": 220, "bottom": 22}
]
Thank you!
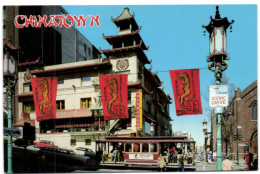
[{"left": 229, "top": 80, "right": 257, "bottom": 159}]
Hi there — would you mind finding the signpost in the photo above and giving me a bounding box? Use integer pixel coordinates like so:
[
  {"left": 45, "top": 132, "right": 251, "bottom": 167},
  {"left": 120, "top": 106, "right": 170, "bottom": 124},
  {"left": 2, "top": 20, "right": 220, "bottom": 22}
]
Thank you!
[
  {"left": 209, "top": 85, "right": 228, "bottom": 107},
  {"left": 4, "top": 127, "right": 22, "bottom": 137}
]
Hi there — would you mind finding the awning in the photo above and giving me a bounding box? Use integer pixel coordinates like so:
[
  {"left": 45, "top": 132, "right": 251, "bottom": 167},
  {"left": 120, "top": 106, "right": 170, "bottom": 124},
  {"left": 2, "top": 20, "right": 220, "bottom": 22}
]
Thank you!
[
  {"left": 56, "top": 108, "right": 93, "bottom": 119},
  {"left": 13, "top": 112, "right": 35, "bottom": 127}
]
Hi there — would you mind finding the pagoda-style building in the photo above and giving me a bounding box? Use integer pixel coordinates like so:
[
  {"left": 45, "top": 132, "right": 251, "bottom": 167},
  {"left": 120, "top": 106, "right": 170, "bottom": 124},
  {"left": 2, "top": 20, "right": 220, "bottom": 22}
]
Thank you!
[{"left": 100, "top": 8, "right": 172, "bottom": 136}]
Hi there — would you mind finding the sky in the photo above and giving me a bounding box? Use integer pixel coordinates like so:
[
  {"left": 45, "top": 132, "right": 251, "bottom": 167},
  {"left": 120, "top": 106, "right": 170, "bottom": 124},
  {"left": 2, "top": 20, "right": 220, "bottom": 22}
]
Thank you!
[{"left": 62, "top": 5, "right": 257, "bottom": 145}]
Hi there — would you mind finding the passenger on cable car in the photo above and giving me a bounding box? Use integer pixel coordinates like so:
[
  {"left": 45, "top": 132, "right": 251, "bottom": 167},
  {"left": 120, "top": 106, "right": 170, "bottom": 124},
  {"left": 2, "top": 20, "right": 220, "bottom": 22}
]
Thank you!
[
  {"left": 173, "top": 149, "right": 178, "bottom": 163},
  {"left": 111, "top": 148, "right": 119, "bottom": 162},
  {"left": 187, "top": 149, "right": 192, "bottom": 164}
]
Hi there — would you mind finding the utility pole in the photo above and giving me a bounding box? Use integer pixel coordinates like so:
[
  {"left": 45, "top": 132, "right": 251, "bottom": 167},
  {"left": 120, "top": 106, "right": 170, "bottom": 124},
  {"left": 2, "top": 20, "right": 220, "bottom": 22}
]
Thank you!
[{"left": 202, "top": 6, "right": 234, "bottom": 171}]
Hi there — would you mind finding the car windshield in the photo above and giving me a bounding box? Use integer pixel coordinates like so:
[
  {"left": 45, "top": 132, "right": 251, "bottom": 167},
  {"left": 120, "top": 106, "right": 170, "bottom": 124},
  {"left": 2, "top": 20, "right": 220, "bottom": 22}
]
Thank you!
[{"left": 69, "top": 150, "right": 76, "bottom": 155}]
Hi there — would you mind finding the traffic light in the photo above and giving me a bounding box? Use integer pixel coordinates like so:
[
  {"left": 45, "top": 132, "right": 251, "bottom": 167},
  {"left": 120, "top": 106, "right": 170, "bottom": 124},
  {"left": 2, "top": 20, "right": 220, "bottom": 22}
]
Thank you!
[
  {"left": 233, "top": 134, "right": 237, "bottom": 141},
  {"left": 238, "top": 134, "right": 242, "bottom": 140}
]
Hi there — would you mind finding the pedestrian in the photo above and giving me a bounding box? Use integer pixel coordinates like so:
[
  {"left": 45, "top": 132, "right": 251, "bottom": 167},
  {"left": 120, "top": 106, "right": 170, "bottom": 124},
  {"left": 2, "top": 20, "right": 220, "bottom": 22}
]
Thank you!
[
  {"left": 222, "top": 155, "right": 233, "bottom": 171},
  {"left": 157, "top": 154, "right": 166, "bottom": 171},
  {"left": 178, "top": 153, "right": 184, "bottom": 171}
]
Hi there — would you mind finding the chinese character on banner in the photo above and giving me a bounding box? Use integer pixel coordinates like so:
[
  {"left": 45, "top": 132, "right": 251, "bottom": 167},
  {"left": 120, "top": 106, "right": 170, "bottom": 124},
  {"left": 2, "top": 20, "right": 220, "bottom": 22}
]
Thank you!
[
  {"left": 136, "top": 89, "right": 143, "bottom": 131},
  {"left": 31, "top": 77, "right": 58, "bottom": 121},
  {"left": 99, "top": 74, "right": 128, "bottom": 120},
  {"left": 169, "top": 69, "right": 202, "bottom": 116}
]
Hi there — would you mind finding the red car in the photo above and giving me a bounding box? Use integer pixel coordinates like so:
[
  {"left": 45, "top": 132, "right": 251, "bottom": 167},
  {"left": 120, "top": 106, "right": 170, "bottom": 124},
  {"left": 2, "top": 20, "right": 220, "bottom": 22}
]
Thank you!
[{"left": 34, "top": 140, "right": 57, "bottom": 148}]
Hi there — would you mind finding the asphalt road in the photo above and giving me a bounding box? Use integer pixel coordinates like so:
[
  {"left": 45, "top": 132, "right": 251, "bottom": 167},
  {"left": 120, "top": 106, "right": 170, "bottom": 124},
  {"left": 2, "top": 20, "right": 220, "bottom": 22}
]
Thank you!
[{"left": 73, "top": 160, "right": 248, "bottom": 173}]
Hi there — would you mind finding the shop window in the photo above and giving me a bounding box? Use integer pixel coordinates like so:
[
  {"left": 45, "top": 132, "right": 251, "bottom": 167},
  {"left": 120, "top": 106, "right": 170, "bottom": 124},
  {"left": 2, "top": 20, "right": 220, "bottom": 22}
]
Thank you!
[
  {"left": 58, "top": 79, "right": 64, "bottom": 89},
  {"left": 142, "top": 143, "right": 149, "bottom": 152},
  {"left": 81, "top": 76, "right": 91, "bottom": 86},
  {"left": 23, "top": 83, "right": 32, "bottom": 92},
  {"left": 133, "top": 143, "right": 140, "bottom": 152},
  {"left": 56, "top": 100, "right": 65, "bottom": 110},
  {"left": 71, "top": 139, "right": 76, "bottom": 146},
  {"left": 252, "top": 102, "right": 257, "bottom": 120},
  {"left": 23, "top": 102, "right": 35, "bottom": 113},
  {"left": 81, "top": 98, "right": 92, "bottom": 108},
  {"left": 150, "top": 143, "right": 158, "bottom": 152},
  {"left": 125, "top": 143, "right": 132, "bottom": 152}
]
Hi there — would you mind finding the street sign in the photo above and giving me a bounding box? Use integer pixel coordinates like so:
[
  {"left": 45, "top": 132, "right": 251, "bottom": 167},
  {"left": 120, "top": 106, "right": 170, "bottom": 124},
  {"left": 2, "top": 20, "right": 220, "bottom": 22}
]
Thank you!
[
  {"left": 209, "top": 85, "right": 228, "bottom": 107},
  {"left": 4, "top": 127, "right": 22, "bottom": 137}
]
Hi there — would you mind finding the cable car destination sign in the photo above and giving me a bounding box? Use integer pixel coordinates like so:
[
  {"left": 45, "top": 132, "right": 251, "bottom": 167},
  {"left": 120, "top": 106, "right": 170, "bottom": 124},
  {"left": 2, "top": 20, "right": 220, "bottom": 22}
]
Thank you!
[{"left": 209, "top": 85, "right": 228, "bottom": 107}]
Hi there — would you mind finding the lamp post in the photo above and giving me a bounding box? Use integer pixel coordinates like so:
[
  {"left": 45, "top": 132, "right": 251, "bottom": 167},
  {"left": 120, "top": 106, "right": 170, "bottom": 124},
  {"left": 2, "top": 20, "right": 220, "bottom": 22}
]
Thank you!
[
  {"left": 3, "top": 42, "right": 20, "bottom": 174},
  {"left": 202, "top": 119, "right": 211, "bottom": 162},
  {"left": 202, "top": 6, "right": 234, "bottom": 171},
  {"left": 150, "top": 122, "right": 155, "bottom": 137},
  {"left": 236, "top": 126, "right": 242, "bottom": 165}
]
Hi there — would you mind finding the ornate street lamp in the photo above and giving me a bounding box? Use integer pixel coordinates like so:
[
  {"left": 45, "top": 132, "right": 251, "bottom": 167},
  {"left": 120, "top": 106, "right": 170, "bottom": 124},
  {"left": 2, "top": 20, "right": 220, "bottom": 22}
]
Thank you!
[
  {"left": 202, "top": 6, "right": 234, "bottom": 171},
  {"left": 3, "top": 42, "right": 20, "bottom": 174}
]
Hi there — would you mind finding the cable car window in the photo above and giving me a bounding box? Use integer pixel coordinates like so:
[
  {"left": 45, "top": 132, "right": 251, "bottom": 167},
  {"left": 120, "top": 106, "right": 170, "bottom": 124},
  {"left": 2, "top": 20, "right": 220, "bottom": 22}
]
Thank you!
[
  {"left": 150, "top": 143, "right": 157, "bottom": 152},
  {"left": 133, "top": 143, "right": 140, "bottom": 152},
  {"left": 142, "top": 143, "right": 149, "bottom": 152},
  {"left": 125, "top": 143, "right": 132, "bottom": 152}
]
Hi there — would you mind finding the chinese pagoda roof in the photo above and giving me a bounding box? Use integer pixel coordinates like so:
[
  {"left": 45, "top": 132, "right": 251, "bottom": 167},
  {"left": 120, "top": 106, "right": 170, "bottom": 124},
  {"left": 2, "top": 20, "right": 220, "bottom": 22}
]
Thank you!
[
  {"left": 143, "top": 67, "right": 162, "bottom": 87},
  {"left": 111, "top": 8, "right": 139, "bottom": 30},
  {"left": 100, "top": 43, "right": 150, "bottom": 64},
  {"left": 102, "top": 28, "right": 149, "bottom": 51},
  {"left": 31, "top": 59, "right": 112, "bottom": 76},
  {"left": 111, "top": 7, "right": 135, "bottom": 22}
]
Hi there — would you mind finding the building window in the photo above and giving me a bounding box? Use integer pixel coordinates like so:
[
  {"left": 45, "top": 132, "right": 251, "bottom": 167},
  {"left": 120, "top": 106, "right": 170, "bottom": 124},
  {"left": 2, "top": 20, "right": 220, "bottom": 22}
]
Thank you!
[
  {"left": 81, "top": 98, "right": 92, "bottom": 108},
  {"left": 3, "top": 6, "right": 6, "bottom": 19},
  {"left": 128, "top": 92, "right": 131, "bottom": 105},
  {"left": 85, "top": 139, "right": 91, "bottom": 145},
  {"left": 146, "top": 102, "right": 151, "bottom": 113},
  {"left": 71, "top": 139, "right": 76, "bottom": 146},
  {"left": 3, "top": 25, "right": 6, "bottom": 39},
  {"left": 84, "top": 44, "right": 87, "bottom": 52},
  {"left": 252, "top": 103, "right": 257, "bottom": 120},
  {"left": 56, "top": 100, "right": 65, "bottom": 110},
  {"left": 58, "top": 79, "right": 64, "bottom": 89},
  {"left": 23, "top": 83, "right": 32, "bottom": 92},
  {"left": 88, "top": 47, "right": 91, "bottom": 56},
  {"left": 81, "top": 76, "right": 91, "bottom": 86},
  {"left": 23, "top": 102, "right": 35, "bottom": 113}
]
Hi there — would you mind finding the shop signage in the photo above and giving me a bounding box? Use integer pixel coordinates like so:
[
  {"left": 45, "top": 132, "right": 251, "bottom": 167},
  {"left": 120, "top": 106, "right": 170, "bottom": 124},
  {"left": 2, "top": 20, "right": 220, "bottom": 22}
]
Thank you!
[{"left": 136, "top": 89, "right": 143, "bottom": 131}]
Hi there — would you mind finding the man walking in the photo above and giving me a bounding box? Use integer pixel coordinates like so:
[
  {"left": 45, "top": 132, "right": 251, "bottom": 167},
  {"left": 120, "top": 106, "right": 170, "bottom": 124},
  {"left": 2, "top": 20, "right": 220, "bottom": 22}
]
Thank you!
[{"left": 222, "top": 155, "right": 233, "bottom": 171}]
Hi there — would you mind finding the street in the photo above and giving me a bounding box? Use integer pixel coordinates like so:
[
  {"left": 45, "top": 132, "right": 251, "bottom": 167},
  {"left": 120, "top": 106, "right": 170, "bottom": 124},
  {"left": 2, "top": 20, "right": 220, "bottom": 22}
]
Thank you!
[{"left": 73, "top": 160, "right": 248, "bottom": 173}]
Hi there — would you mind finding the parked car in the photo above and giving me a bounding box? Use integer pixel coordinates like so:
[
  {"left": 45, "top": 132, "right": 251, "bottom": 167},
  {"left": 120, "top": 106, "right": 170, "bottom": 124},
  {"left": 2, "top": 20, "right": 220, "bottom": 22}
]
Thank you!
[
  {"left": 34, "top": 140, "right": 56, "bottom": 148},
  {"left": 39, "top": 146, "right": 99, "bottom": 172},
  {"left": 75, "top": 147, "right": 96, "bottom": 157}
]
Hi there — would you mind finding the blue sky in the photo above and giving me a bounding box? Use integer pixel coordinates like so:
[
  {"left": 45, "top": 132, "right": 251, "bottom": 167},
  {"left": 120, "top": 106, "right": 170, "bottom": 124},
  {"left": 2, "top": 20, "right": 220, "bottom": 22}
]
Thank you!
[{"left": 63, "top": 5, "right": 257, "bottom": 145}]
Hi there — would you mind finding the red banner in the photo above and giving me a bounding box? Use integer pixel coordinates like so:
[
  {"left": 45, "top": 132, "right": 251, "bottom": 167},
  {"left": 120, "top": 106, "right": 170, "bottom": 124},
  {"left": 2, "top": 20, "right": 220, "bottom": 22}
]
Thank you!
[
  {"left": 169, "top": 69, "right": 202, "bottom": 116},
  {"left": 99, "top": 74, "right": 128, "bottom": 120},
  {"left": 31, "top": 77, "right": 58, "bottom": 121}
]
